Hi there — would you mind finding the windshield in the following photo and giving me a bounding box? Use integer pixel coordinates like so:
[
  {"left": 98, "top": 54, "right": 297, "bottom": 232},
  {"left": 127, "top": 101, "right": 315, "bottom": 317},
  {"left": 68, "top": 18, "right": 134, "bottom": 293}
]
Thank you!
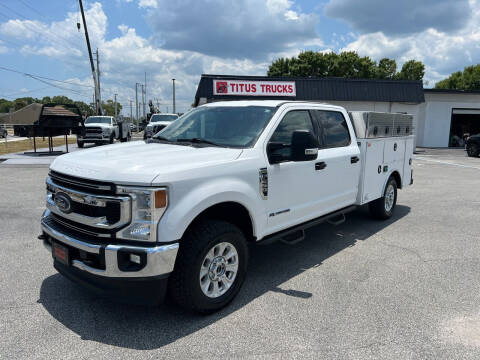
[
  {"left": 85, "top": 117, "right": 111, "bottom": 124},
  {"left": 154, "top": 106, "right": 276, "bottom": 148},
  {"left": 150, "top": 114, "right": 178, "bottom": 123}
]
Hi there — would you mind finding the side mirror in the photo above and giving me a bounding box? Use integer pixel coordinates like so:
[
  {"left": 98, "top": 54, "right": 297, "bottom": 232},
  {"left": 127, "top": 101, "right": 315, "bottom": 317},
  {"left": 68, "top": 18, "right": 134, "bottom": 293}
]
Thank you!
[{"left": 291, "top": 130, "right": 318, "bottom": 161}]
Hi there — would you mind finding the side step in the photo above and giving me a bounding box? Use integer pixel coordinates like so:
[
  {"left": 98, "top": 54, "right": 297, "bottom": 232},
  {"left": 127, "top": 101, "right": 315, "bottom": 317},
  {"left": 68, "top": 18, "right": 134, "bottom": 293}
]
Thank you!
[
  {"left": 259, "top": 205, "right": 356, "bottom": 246},
  {"left": 327, "top": 213, "right": 346, "bottom": 226},
  {"left": 279, "top": 229, "right": 305, "bottom": 245}
]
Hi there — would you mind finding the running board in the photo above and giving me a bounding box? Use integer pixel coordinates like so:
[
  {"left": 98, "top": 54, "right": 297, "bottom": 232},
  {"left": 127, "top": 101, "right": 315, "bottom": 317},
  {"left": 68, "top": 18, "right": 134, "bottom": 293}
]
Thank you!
[{"left": 258, "top": 205, "right": 357, "bottom": 246}]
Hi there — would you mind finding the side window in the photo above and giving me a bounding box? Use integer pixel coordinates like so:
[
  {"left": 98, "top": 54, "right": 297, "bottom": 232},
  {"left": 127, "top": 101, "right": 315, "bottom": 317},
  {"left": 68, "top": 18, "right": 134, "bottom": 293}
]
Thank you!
[
  {"left": 314, "top": 111, "right": 350, "bottom": 148},
  {"left": 269, "top": 110, "right": 314, "bottom": 160},
  {"left": 112, "top": 118, "right": 117, "bottom": 125}
]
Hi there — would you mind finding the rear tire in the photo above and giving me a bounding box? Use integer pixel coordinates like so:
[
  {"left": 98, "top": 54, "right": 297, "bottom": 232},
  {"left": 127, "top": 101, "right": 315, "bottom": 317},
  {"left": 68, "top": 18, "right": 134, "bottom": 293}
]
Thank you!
[
  {"left": 467, "top": 143, "right": 479, "bottom": 157},
  {"left": 169, "top": 220, "right": 248, "bottom": 314},
  {"left": 369, "top": 177, "right": 397, "bottom": 220}
]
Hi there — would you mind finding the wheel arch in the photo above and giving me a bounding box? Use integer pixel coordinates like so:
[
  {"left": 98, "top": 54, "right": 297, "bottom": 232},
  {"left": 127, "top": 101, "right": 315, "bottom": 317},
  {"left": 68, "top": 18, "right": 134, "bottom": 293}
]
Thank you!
[
  {"left": 383, "top": 169, "right": 402, "bottom": 193},
  {"left": 182, "top": 201, "right": 256, "bottom": 243}
]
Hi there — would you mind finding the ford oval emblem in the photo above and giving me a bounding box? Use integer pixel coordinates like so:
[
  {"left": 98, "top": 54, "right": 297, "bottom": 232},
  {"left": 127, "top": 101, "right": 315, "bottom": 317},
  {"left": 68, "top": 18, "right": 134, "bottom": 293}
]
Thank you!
[{"left": 54, "top": 192, "right": 72, "bottom": 213}]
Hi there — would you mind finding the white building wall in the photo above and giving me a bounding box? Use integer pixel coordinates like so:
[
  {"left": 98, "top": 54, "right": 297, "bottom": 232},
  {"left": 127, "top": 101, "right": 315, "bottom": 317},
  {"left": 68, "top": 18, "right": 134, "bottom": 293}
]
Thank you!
[{"left": 417, "top": 92, "right": 480, "bottom": 147}]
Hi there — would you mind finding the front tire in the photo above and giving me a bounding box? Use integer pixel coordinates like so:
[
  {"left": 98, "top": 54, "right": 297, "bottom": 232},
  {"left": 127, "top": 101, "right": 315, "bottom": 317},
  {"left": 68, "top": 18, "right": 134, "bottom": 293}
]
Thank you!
[
  {"left": 467, "top": 143, "right": 479, "bottom": 157},
  {"left": 369, "top": 177, "right": 397, "bottom": 220},
  {"left": 169, "top": 220, "right": 248, "bottom": 314},
  {"left": 109, "top": 134, "right": 114, "bottom": 144},
  {"left": 77, "top": 140, "right": 84, "bottom": 148}
]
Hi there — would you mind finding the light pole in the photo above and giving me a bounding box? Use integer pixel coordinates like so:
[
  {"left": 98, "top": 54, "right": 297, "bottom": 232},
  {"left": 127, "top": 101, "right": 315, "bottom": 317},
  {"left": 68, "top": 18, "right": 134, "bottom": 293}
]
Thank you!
[
  {"left": 114, "top": 93, "right": 117, "bottom": 117},
  {"left": 172, "top": 78, "right": 176, "bottom": 114}
]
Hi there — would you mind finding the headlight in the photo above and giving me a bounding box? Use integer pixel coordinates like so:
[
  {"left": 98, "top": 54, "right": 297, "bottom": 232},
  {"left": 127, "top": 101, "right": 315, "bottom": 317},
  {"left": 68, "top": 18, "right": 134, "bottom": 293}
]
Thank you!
[
  {"left": 116, "top": 186, "right": 168, "bottom": 242},
  {"left": 102, "top": 128, "right": 111, "bottom": 135}
]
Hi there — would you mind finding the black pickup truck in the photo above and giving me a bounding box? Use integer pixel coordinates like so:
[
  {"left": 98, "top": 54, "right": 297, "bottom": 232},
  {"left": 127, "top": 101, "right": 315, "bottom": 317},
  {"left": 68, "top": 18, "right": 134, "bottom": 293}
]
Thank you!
[{"left": 466, "top": 134, "right": 480, "bottom": 157}]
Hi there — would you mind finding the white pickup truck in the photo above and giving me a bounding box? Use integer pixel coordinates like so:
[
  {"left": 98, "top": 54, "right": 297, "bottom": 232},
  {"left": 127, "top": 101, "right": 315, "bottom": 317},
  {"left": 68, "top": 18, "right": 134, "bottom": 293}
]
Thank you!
[
  {"left": 143, "top": 113, "right": 179, "bottom": 139},
  {"left": 40, "top": 100, "right": 413, "bottom": 313},
  {"left": 77, "top": 115, "right": 131, "bottom": 147}
]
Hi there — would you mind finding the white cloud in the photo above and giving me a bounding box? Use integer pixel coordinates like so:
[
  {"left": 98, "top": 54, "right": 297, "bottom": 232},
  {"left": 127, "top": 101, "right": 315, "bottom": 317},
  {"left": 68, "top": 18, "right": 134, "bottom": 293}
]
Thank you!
[
  {"left": 342, "top": 0, "right": 480, "bottom": 85},
  {"left": 325, "top": 0, "right": 471, "bottom": 35},
  {"left": 146, "top": 0, "right": 319, "bottom": 59}
]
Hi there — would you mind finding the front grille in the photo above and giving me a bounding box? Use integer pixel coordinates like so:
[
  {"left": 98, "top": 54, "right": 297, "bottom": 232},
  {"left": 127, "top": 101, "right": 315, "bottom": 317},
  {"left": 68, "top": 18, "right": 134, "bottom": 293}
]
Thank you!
[
  {"left": 47, "top": 173, "right": 130, "bottom": 239},
  {"left": 72, "top": 201, "right": 120, "bottom": 223},
  {"left": 85, "top": 127, "right": 102, "bottom": 134},
  {"left": 50, "top": 171, "right": 115, "bottom": 195}
]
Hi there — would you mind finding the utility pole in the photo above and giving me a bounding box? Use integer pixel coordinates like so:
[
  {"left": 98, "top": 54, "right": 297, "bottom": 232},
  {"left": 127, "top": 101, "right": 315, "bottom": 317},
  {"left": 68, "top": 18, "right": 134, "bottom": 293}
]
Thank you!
[
  {"left": 78, "top": 0, "right": 102, "bottom": 115},
  {"left": 144, "top": 72, "right": 147, "bottom": 110},
  {"left": 141, "top": 84, "right": 145, "bottom": 120},
  {"left": 135, "top": 83, "right": 140, "bottom": 132},
  {"left": 130, "top": 100, "right": 133, "bottom": 124},
  {"left": 114, "top": 94, "right": 117, "bottom": 117},
  {"left": 95, "top": 48, "right": 102, "bottom": 114},
  {"left": 172, "top": 78, "right": 176, "bottom": 114}
]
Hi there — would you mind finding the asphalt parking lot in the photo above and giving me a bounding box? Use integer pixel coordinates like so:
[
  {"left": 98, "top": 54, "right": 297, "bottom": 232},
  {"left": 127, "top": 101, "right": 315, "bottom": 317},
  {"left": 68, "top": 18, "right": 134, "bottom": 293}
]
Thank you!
[{"left": 0, "top": 148, "right": 479, "bottom": 359}]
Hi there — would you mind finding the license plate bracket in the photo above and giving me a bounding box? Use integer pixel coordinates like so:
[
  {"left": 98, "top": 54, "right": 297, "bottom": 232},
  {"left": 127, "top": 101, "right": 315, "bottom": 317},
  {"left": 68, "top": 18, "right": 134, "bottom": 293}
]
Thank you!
[{"left": 52, "top": 242, "right": 70, "bottom": 265}]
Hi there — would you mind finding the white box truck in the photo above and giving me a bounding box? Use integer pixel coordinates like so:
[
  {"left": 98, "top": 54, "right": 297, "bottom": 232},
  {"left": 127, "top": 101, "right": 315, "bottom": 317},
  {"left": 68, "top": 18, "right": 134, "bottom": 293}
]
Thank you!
[{"left": 39, "top": 101, "right": 414, "bottom": 313}]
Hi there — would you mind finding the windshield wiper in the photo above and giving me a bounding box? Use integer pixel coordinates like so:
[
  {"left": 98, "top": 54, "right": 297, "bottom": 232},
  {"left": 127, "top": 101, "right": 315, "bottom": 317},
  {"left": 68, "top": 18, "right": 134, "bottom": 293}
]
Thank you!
[{"left": 177, "top": 138, "right": 223, "bottom": 147}]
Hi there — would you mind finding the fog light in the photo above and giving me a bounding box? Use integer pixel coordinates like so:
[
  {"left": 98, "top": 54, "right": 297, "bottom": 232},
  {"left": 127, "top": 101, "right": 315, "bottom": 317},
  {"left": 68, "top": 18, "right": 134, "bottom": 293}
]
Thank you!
[{"left": 130, "top": 253, "right": 141, "bottom": 264}]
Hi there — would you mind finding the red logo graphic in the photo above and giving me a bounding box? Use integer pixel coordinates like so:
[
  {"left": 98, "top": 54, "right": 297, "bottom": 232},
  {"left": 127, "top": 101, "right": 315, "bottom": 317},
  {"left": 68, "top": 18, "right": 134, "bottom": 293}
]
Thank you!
[{"left": 216, "top": 81, "right": 228, "bottom": 94}]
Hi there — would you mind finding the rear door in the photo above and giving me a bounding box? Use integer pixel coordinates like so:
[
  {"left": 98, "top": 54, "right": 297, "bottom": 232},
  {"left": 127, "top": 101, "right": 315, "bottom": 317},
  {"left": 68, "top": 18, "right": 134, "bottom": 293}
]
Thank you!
[
  {"left": 265, "top": 109, "right": 324, "bottom": 233},
  {"left": 311, "top": 110, "right": 361, "bottom": 212}
]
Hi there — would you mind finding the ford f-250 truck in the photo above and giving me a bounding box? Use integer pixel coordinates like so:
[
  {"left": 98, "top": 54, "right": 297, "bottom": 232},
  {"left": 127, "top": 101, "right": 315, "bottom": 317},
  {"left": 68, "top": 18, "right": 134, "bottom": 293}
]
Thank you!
[
  {"left": 77, "top": 115, "right": 131, "bottom": 147},
  {"left": 40, "top": 101, "right": 414, "bottom": 313}
]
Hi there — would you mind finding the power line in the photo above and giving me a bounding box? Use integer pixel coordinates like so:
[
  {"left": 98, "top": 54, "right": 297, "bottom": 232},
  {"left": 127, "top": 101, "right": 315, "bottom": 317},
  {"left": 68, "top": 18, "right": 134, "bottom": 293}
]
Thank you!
[
  {"left": 0, "top": 86, "right": 52, "bottom": 98},
  {"left": 0, "top": 66, "right": 94, "bottom": 88}
]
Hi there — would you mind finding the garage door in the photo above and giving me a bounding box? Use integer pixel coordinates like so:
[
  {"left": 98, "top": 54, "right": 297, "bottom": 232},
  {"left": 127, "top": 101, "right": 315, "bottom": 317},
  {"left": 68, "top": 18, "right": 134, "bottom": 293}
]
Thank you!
[{"left": 449, "top": 108, "right": 480, "bottom": 147}]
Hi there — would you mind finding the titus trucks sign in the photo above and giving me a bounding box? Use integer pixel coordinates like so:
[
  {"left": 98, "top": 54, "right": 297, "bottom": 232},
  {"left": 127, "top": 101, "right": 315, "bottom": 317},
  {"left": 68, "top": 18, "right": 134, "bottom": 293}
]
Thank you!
[{"left": 213, "top": 79, "right": 296, "bottom": 97}]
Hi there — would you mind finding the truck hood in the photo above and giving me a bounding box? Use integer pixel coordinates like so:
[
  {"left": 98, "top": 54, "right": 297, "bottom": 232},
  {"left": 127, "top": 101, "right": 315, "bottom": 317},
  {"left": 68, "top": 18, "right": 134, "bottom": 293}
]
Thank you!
[
  {"left": 147, "top": 121, "right": 172, "bottom": 128},
  {"left": 50, "top": 141, "right": 243, "bottom": 185},
  {"left": 85, "top": 123, "right": 111, "bottom": 128}
]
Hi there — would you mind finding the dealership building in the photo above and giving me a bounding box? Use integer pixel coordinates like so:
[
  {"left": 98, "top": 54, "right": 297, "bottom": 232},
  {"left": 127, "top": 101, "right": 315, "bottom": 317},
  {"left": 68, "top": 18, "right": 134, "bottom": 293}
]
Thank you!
[{"left": 194, "top": 74, "right": 480, "bottom": 148}]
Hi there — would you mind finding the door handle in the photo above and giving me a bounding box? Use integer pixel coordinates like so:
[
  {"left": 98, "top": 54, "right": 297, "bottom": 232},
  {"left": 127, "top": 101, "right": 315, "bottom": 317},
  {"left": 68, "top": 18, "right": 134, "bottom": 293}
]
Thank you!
[
  {"left": 351, "top": 156, "right": 360, "bottom": 164},
  {"left": 315, "top": 162, "right": 327, "bottom": 170}
]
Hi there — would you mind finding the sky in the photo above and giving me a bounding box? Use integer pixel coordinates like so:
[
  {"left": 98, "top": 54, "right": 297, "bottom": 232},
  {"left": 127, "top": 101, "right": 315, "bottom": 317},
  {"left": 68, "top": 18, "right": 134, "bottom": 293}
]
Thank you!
[{"left": 0, "top": 0, "right": 479, "bottom": 114}]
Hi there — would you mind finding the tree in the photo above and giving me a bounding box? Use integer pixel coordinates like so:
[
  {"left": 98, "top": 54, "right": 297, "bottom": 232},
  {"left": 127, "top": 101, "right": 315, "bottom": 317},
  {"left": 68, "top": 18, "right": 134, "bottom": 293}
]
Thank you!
[
  {"left": 267, "top": 51, "right": 425, "bottom": 81},
  {"left": 436, "top": 64, "right": 480, "bottom": 90},
  {"left": 0, "top": 99, "right": 13, "bottom": 113},
  {"left": 396, "top": 60, "right": 425, "bottom": 81},
  {"left": 376, "top": 58, "right": 397, "bottom": 79},
  {"left": 101, "top": 99, "right": 122, "bottom": 116}
]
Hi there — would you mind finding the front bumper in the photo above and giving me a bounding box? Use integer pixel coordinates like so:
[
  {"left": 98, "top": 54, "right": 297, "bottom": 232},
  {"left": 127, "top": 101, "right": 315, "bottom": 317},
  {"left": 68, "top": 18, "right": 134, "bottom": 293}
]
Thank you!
[
  {"left": 77, "top": 137, "right": 110, "bottom": 144},
  {"left": 41, "top": 214, "right": 179, "bottom": 279},
  {"left": 41, "top": 213, "right": 178, "bottom": 302}
]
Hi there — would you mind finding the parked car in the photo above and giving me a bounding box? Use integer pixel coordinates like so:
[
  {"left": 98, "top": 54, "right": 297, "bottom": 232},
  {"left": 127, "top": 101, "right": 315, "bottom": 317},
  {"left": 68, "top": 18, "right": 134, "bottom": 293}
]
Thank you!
[
  {"left": 0, "top": 126, "right": 7, "bottom": 138},
  {"left": 40, "top": 101, "right": 414, "bottom": 313},
  {"left": 143, "top": 113, "right": 179, "bottom": 139},
  {"left": 77, "top": 116, "right": 131, "bottom": 148},
  {"left": 466, "top": 134, "right": 480, "bottom": 157}
]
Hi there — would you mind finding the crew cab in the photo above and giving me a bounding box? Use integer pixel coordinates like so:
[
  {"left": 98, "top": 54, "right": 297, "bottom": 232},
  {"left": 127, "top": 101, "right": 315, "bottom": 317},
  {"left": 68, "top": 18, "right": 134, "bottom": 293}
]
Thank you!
[
  {"left": 77, "top": 115, "right": 131, "bottom": 147},
  {"left": 143, "top": 113, "right": 179, "bottom": 139},
  {"left": 39, "top": 101, "right": 414, "bottom": 313}
]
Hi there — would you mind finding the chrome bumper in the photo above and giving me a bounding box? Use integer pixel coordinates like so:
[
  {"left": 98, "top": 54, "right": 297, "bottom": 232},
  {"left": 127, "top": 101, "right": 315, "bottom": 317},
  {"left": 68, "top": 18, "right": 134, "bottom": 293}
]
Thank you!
[{"left": 41, "top": 215, "right": 179, "bottom": 279}]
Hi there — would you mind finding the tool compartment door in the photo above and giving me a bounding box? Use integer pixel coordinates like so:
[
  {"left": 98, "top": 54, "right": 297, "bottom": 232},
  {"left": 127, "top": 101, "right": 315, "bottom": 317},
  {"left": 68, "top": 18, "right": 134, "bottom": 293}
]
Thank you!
[
  {"left": 402, "top": 136, "right": 414, "bottom": 187},
  {"left": 358, "top": 139, "right": 386, "bottom": 204}
]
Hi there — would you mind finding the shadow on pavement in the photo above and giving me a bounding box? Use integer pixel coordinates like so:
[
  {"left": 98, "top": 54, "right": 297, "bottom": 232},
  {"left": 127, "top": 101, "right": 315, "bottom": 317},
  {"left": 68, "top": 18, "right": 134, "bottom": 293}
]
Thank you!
[{"left": 38, "top": 205, "right": 410, "bottom": 350}]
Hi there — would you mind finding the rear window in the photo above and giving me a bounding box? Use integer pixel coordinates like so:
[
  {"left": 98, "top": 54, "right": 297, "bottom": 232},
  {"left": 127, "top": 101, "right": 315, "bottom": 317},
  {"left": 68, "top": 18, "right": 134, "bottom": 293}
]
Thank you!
[{"left": 314, "top": 111, "right": 350, "bottom": 148}]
